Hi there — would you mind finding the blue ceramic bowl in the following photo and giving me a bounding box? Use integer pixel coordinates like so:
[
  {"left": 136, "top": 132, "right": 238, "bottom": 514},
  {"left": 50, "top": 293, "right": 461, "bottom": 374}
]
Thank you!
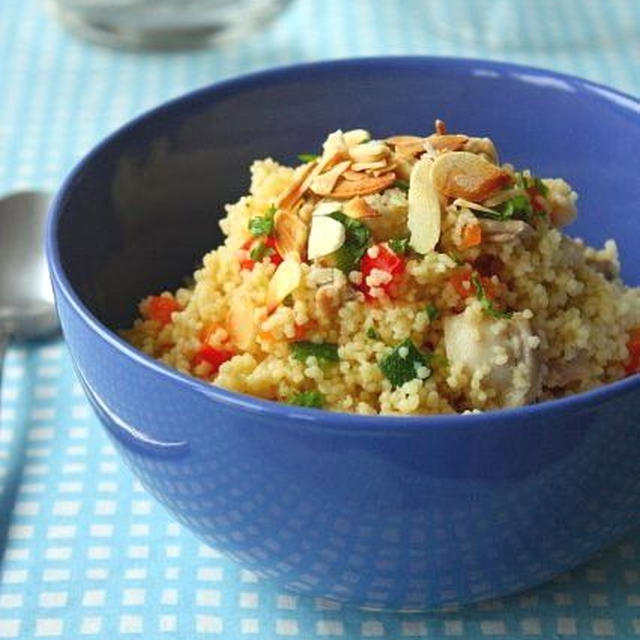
[{"left": 46, "top": 57, "right": 640, "bottom": 610}]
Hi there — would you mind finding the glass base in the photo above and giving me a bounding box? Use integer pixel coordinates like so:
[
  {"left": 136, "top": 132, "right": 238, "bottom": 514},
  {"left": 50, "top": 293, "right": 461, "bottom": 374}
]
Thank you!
[{"left": 46, "top": 0, "right": 292, "bottom": 50}]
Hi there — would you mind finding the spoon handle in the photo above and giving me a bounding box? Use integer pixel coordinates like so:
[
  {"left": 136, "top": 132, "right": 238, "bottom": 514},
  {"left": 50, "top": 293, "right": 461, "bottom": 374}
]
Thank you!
[{"left": 0, "top": 330, "right": 8, "bottom": 393}]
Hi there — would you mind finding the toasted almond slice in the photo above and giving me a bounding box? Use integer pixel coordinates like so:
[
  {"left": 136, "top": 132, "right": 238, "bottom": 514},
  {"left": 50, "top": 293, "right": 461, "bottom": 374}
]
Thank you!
[
  {"left": 274, "top": 209, "right": 308, "bottom": 259},
  {"left": 313, "top": 201, "right": 342, "bottom": 217},
  {"left": 435, "top": 119, "right": 447, "bottom": 135},
  {"left": 430, "top": 151, "right": 511, "bottom": 201},
  {"left": 464, "top": 137, "right": 499, "bottom": 164},
  {"left": 309, "top": 160, "right": 351, "bottom": 196},
  {"left": 307, "top": 216, "right": 346, "bottom": 260},
  {"left": 344, "top": 129, "right": 371, "bottom": 147},
  {"left": 349, "top": 141, "right": 390, "bottom": 163},
  {"left": 330, "top": 172, "right": 396, "bottom": 199},
  {"left": 342, "top": 169, "right": 366, "bottom": 181},
  {"left": 227, "top": 292, "right": 256, "bottom": 350},
  {"left": 343, "top": 196, "right": 381, "bottom": 219},
  {"left": 426, "top": 134, "right": 469, "bottom": 152},
  {"left": 393, "top": 156, "right": 414, "bottom": 181},
  {"left": 395, "top": 140, "right": 426, "bottom": 158},
  {"left": 351, "top": 159, "right": 388, "bottom": 172},
  {"left": 452, "top": 197, "right": 500, "bottom": 216},
  {"left": 322, "top": 130, "right": 349, "bottom": 157},
  {"left": 372, "top": 162, "right": 397, "bottom": 177},
  {"left": 266, "top": 259, "right": 302, "bottom": 313},
  {"left": 482, "top": 187, "right": 524, "bottom": 208},
  {"left": 277, "top": 161, "right": 317, "bottom": 210},
  {"left": 387, "top": 135, "right": 424, "bottom": 146},
  {"left": 408, "top": 157, "right": 441, "bottom": 254}
]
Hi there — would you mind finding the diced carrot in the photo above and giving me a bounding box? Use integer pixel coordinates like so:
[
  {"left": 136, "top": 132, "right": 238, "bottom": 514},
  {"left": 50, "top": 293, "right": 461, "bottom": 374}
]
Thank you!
[
  {"left": 448, "top": 267, "right": 501, "bottom": 301},
  {"left": 624, "top": 328, "right": 640, "bottom": 375},
  {"left": 148, "top": 296, "right": 180, "bottom": 326},
  {"left": 258, "top": 330, "right": 275, "bottom": 342},
  {"left": 448, "top": 267, "right": 474, "bottom": 299},
  {"left": 461, "top": 223, "right": 482, "bottom": 248}
]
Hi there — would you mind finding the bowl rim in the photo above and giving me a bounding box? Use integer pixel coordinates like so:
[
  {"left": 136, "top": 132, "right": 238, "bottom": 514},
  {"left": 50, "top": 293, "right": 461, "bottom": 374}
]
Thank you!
[{"left": 46, "top": 55, "right": 640, "bottom": 432}]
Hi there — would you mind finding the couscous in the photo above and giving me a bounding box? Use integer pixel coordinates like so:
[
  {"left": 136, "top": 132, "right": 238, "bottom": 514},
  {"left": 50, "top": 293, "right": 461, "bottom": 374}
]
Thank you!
[{"left": 124, "top": 121, "right": 640, "bottom": 414}]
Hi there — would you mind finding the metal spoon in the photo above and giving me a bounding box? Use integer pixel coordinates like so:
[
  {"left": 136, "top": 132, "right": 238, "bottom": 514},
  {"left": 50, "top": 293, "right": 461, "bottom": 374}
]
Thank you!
[{"left": 0, "top": 191, "right": 59, "bottom": 388}]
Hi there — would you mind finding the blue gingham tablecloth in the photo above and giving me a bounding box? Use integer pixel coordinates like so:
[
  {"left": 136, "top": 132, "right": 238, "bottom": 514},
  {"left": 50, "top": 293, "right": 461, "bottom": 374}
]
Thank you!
[{"left": 1, "top": 0, "right": 639, "bottom": 638}]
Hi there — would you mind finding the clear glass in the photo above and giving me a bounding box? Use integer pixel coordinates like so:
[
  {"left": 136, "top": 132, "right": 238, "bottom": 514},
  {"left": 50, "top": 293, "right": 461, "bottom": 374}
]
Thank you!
[{"left": 46, "top": 0, "right": 293, "bottom": 50}]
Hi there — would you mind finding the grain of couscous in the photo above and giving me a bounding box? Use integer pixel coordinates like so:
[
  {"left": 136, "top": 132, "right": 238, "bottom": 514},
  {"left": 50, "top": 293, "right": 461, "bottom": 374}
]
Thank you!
[{"left": 124, "top": 121, "right": 640, "bottom": 414}]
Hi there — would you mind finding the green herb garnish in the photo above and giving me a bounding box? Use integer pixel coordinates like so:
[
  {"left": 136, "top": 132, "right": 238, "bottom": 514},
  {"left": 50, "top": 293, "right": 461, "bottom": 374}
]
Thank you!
[
  {"left": 290, "top": 340, "right": 339, "bottom": 363},
  {"left": 298, "top": 153, "right": 319, "bottom": 163},
  {"left": 393, "top": 179, "right": 410, "bottom": 192},
  {"left": 448, "top": 251, "right": 465, "bottom": 266},
  {"left": 289, "top": 390, "right": 325, "bottom": 408},
  {"left": 366, "top": 327, "right": 380, "bottom": 340},
  {"left": 533, "top": 177, "right": 549, "bottom": 197},
  {"left": 379, "top": 338, "right": 432, "bottom": 388},
  {"left": 388, "top": 237, "right": 410, "bottom": 255},
  {"left": 496, "top": 194, "right": 533, "bottom": 222},
  {"left": 425, "top": 303, "right": 439, "bottom": 321},
  {"left": 249, "top": 242, "right": 270, "bottom": 261},
  {"left": 248, "top": 205, "right": 276, "bottom": 237},
  {"left": 327, "top": 212, "right": 372, "bottom": 274},
  {"left": 472, "top": 275, "right": 512, "bottom": 319}
]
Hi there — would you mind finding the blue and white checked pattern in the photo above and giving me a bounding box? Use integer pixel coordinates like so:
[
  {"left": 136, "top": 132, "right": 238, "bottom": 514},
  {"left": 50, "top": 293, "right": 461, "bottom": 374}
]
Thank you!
[{"left": 1, "top": 0, "right": 639, "bottom": 637}]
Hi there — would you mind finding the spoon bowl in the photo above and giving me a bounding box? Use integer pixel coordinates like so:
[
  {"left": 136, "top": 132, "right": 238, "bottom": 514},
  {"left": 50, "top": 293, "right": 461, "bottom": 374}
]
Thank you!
[{"left": 0, "top": 191, "right": 58, "bottom": 341}]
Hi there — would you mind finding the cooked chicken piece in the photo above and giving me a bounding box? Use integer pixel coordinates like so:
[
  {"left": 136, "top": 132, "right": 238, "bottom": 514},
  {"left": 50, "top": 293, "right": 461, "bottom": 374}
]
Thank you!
[
  {"left": 444, "top": 307, "right": 541, "bottom": 407},
  {"left": 477, "top": 218, "right": 536, "bottom": 243},
  {"left": 546, "top": 350, "right": 591, "bottom": 388}
]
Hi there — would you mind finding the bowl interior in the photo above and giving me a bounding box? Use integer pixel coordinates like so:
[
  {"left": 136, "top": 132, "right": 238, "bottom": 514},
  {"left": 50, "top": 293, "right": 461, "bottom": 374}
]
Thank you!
[{"left": 53, "top": 58, "right": 640, "bottom": 330}]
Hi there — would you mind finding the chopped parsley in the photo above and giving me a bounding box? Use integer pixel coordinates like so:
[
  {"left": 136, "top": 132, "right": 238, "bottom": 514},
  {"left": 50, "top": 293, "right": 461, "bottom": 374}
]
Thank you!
[
  {"left": 297, "top": 153, "right": 319, "bottom": 163},
  {"left": 248, "top": 205, "right": 276, "bottom": 237},
  {"left": 495, "top": 194, "right": 533, "bottom": 222},
  {"left": 393, "top": 179, "right": 409, "bottom": 192},
  {"left": 425, "top": 303, "right": 439, "bottom": 321},
  {"left": 288, "top": 390, "right": 325, "bottom": 408},
  {"left": 366, "top": 326, "right": 380, "bottom": 340},
  {"left": 379, "top": 338, "right": 432, "bottom": 388},
  {"left": 249, "top": 242, "right": 272, "bottom": 261},
  {"left": 327, "top": 212, "right": 372, "bottom": 274},
  {"left": 448, "top": 251, "right": 465, "bottom": 266},
  {"left": 290, "top": 340, "right": 339, "bottom": 363},
  {"left": 533, "top": 177, "right": 549, "bottom": 197},
  {"left": 472, "top": 275, "right": 512, "bottom": 319},
  {"left": 388, "top": 236, "right": 410, "bottom": 255}
]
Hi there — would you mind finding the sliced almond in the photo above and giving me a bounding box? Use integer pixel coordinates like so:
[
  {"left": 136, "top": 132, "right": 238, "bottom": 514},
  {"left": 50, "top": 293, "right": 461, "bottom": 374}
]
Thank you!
[
  {"left": 351, "top": 159, "right": 388, "bottom": 172},
  {"left": 482, "top": 187, "right": 524, "bottom": 208},
  {"left": 395, "top": 140, "right": 426, "bottom": 158},
  {"left": 309, "top": 160, "right": 351, "bottom": 196},
  {"left": 386, "top": 135, "right": 424, "bottom": 146},
  {"left": 343, "top": 196, "right": 381, "bottom": 219},
  {"left": 408, "top": 157, "right": 441, "bottom": 254},
  {"left": 435, "top": 119, "right": 447, "bottom": 135},
  {"left": 464, "top": 137, "right": 499, "bottom": 164},
  {"left": 393, "top": 156, "right": 414, "bottom": 181},
  {"left": 313, "top": 201, "right": 342, "bottom": 217},
  {"left": 307, "top": 216, "right": 346, "bottom": 260},
  {"left": 430, "top": 151, "right": 511, "bottom": 201},
  {"left": 426, "top": 134, "right": 469, "bottom": 152},
  {"left": 349, "top": 141, "right": 390, "bottom": 163},
  {"left": 330, "top": 172, "right": 396, "bottom": 199},
  {"left": 277, "top": 161, "right": 317, "bottom": 210},
  {"left": 274, "top": 209, "right": 308, "bottom": 259},
  {"left": 372, "top": 162, "right": 397, "bottom": 177},
  {"left": 266, "top": 259, "right": 302, "bottom": 313},
  {"left": 227, "top": 292, "right": 256, "bottom": 350},
  {"left": 452, "top": 197, "right": 500, "bottom": 216},
  {"left": 344, "top": 129, "right": 371, "bottom": 147}
]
